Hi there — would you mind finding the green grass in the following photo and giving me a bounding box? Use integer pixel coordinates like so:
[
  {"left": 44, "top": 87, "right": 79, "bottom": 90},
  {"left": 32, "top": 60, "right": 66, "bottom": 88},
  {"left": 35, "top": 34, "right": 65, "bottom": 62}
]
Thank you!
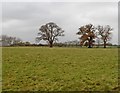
[{"left": 2, "top": 47, "right": 118, "bottom": 91}]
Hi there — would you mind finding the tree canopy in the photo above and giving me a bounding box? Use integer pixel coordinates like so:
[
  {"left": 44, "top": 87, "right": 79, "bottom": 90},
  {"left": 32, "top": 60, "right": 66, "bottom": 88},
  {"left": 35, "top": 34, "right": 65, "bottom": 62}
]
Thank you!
[
  {"left": 76, "top": 24, "right": 96, "bottom": 48},
  {"left": 97, "top": 25, "right": 113, "bottom": 48},
  {"left": 36, "top": 22, "right": 64, "bottom": 47}
]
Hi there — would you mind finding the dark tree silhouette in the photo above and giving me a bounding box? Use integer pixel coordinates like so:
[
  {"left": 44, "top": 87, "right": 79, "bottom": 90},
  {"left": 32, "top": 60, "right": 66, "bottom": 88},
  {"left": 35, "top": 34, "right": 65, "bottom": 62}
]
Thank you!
[
  {"left": 76, "top": 24, "right": 96, "bottom": 48},
  {"left": 97, "top": 25, "right": 112, "bottom": 48},
  {"left": 36, "top": 22, "right": 64, "bottom": 47}
]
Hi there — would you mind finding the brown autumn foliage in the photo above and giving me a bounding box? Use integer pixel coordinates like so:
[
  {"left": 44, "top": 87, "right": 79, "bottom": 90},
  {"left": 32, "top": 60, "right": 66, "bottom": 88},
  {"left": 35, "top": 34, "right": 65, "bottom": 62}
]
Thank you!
[{"left": 76, "top": 24, "right": 96, "bottom": 48}]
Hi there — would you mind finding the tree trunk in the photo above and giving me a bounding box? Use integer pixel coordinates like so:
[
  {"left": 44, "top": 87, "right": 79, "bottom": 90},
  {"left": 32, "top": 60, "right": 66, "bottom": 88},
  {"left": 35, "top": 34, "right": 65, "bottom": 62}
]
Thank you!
[
  {"left": 49, "top": 41, "right": 53, "bottom": 48},
  {"left": 104, "top": 40, "right": 106, "bottom": 48},
  {"left": 88, "top": 41, "right": 91, "bottom": 48},
  {"left": 88, "top": 37, "right": 92, "bottom": 48}
]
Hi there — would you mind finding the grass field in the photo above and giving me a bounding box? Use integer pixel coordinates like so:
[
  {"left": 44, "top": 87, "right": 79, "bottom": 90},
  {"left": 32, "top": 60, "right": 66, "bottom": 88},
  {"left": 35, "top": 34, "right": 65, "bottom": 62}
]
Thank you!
[{"left": 2, "top": 47, "right": 118, "bottom": 91}]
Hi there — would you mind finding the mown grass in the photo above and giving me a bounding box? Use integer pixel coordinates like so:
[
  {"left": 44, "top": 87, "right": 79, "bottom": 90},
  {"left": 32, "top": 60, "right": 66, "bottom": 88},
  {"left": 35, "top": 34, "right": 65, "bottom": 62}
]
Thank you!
[{"left": 2, "top": 47, "right": 118, "bottom": 91}]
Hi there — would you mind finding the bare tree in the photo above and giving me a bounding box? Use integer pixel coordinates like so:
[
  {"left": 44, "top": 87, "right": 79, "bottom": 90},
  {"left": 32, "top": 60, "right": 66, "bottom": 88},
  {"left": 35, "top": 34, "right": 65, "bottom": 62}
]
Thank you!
[
  {"left": 97, "top": 25, "right": 112, "bottom": 48},
  {"left": 36, "top": 22, "right": 64, "bottom": 47},
  {"left": 76, "top": 24, "right": 96, "bottom": 48},
  {"left": 0, "top": 35, "right": 22, "bottom": 46}
]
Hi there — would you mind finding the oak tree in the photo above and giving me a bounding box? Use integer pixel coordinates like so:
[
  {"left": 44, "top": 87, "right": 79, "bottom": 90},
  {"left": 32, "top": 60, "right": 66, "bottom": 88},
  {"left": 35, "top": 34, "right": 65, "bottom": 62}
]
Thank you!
[
  {"left": 77, "top": 24, "right": 96, "bottom": 48},
  {"left": 36, "top": 22, "right": 64, "bottom": 47},
  {"left": 97, "top": 25, "right": 112, "bottom": 48}
]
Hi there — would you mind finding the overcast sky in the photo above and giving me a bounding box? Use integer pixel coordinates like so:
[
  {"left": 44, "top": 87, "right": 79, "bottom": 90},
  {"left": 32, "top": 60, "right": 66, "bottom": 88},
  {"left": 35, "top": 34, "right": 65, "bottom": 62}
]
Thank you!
[{"left": 2, "top": 2, "right": 118, "bottom": 44}]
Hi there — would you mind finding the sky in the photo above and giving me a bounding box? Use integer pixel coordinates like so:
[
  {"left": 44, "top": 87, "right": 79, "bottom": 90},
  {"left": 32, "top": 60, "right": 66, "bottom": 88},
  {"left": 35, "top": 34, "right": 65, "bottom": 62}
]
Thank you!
[
  {"left": 118, "top": 2, "right": 120, "bottom": 45},
  {"left": 2, "top": 1, "right": 118, "bottom": 44}
]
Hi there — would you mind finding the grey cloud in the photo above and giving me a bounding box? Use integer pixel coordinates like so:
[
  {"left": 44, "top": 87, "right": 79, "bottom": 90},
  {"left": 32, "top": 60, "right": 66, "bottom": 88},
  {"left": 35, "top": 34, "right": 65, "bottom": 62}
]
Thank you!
[{"left": 2, "top": 2, "right": 118, "bottom": 44}]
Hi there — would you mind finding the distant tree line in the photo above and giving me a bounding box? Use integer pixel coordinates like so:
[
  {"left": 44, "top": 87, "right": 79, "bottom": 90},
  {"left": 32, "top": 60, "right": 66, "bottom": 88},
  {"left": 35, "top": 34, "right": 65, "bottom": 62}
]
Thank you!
[
  {"left": 0, "top": 35, "right": 31, "bottom": 46},
  {"left": 1, "top": 22, "right": 119, "bottom": 48},
  {"left": 0, "top": 34, "right": 119, "bottom": 48},
  {"left": 0, "top": 35, "right": 22, "bottom": 46}
]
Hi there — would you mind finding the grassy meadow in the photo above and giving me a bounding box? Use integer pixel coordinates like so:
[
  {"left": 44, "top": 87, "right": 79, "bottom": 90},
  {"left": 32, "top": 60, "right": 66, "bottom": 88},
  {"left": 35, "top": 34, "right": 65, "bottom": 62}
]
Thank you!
[{"left": 2, "top": 47, "right": 118, "bottom": 91}]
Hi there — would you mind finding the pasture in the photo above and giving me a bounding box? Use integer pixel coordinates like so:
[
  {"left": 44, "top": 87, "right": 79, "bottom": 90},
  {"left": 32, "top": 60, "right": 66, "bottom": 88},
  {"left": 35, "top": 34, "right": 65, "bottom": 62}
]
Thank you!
[{"left": 2, "top": 47, "right": 118, "bottom": 91}]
